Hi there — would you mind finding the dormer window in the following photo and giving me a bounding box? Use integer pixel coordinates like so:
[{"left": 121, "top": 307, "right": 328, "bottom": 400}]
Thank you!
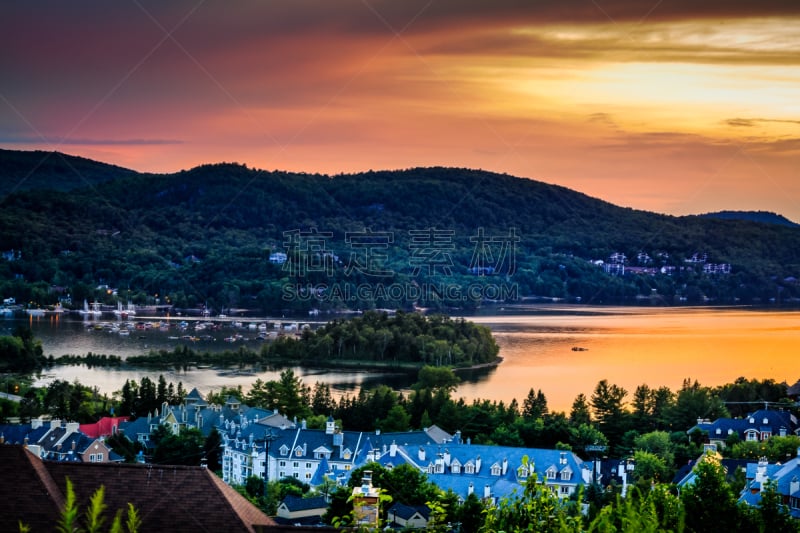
[
  {"left": 749, "top": 417, "right": 755, "bottom": 424},
  {"left": 546, "top": 467, "right": 557, "bottom": 480},
  {"left": 490, "top": 464, "right": 501, "bottom": 476},
  {"left": 716, "top": 428, "right": 722, "bottom": 435},
  {"left": 517, "top": 466, "right": 528, "bottom": 478},
  {"left": 295, "top": 447, "right": 303, "bottom": 457},
  {"left": 280, "top": 445, "right": 289, "bottom": 456},
  {"left": 763, "top": 418, "right": 769, "bottom": 424},
  {"left": 560, "top": 468, "right": 573, "bottom": 481},
  {"left": 452, "top": 463, "right": 461, "bottom": 474},
  {"left": 435, "top": 463, "right": 445, "bottom": 474},
  {"left": 465, "top": 462, "right": 475, "bottom": 474},
  {"left": 728, "top": 429, "right": 733, "bottom": 435}
]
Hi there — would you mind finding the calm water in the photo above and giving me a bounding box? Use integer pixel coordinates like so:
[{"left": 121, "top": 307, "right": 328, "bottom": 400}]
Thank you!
[{"left": 10, "top": 306, "right": 800, "bottom": 412}]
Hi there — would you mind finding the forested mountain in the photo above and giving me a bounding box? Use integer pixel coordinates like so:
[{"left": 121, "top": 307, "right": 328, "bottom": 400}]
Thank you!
[
  {"left": 0, "top": 149, "right": 136, "bottom": 196},
  {"left": 697, "top": 210, "right": 800, "bottom": 227},
  {"left": 1, "top": 150, "right": 799, "bottom": 312}
]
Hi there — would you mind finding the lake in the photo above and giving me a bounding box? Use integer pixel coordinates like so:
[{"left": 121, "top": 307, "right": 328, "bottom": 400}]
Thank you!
[{"left": 9, "top": 306, "right": 800, "bottom": 412}]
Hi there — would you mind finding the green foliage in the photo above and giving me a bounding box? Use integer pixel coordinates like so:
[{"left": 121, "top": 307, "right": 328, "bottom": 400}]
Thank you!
[
  {"left": 151, "top": 427, "right": 205, "bottom": 466},
  {"left": 48, "top": 477, "right": 139, "bottom": 533},
  {"left": 680, "top": 451, "right": 742, "bottom": 533},
  {"left": 727, "top": 435, "right": 800, "bottom": 462},
  {"left": 0, "top": 327, "right": 43, "bottom": 373},
  {"left": 480, "top": 474, "right": 583, "bottom": 533}
]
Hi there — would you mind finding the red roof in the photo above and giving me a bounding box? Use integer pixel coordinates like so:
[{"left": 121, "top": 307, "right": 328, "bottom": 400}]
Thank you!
[{"left": 79, "top": 416, "right": 129, "bottom": 438}]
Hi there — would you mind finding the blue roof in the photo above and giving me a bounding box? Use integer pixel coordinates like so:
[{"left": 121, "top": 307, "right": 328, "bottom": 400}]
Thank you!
[{"left": 279, "top": 495, "right": 328, "bottom": 513}]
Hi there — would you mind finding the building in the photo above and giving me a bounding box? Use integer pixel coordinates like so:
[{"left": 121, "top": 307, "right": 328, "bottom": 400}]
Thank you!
[
  {"left": 689, "top": 409, "right": 799, "bottom": 449},
  {"left": 738, "top": 447, "right": 800, "bottom": 518},
  {"left": 275, "top": 495, "right": 328, "bottom": 527},
  {"left": 369, "top": 439, "right": 588, "bottom": 505},
  {"left": 386, "top": 503, "right": 430, "bottom": 529},
  {"left": 0, "top": 445, "right": 276, "bottom": 532}
]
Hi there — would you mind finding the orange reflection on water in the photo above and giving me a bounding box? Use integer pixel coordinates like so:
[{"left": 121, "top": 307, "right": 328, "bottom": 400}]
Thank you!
[{"left": 460, "top": 308, "right": 800, "bottom": 412}]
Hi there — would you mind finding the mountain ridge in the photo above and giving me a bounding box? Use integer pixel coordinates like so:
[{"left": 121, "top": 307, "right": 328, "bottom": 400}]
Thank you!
[{"left": 0, "top": 149, "right": 799, "bottom": 310}]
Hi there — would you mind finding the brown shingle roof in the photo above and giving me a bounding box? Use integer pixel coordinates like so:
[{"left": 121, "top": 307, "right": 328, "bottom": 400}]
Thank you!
[
  {"left": 0, "top": 446, "right": 63, "bottom": 532},
  {"left": 0, "top": 445, "right": 277, "bottom": 533}
]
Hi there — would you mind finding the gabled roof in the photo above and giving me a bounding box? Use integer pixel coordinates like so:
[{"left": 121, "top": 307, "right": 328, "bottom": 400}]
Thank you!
[
  {"left": 0, "top": 445, "right": 64, "bottom": 532},
  {"left": 279, "top": 494, "right": 328, "bottom": 513},
  {"left": 387, "top": 502, "right": 430, "bottom": 521},
  {"left": 0, "top": 422, "right": 49, "bottom": 445},
  {"left": 0, "top": 445, "right": 276, "bottom": 532},
  {"left": 79, "top": 416, "right": 129, "bottom": 439}
]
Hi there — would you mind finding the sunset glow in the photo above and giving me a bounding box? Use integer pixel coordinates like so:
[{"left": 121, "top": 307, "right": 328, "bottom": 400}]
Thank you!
[{"left": 2, "top": 1, "right": 799, "bottom": 219}]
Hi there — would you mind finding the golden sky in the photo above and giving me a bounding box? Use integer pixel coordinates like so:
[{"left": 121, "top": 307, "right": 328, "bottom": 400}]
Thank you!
[{"left": 2, "top": 1, "right": 799, "bottom": 219}]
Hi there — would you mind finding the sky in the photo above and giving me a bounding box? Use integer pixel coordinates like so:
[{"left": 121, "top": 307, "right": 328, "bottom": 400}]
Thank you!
[{"left": 2, "top": 1, "right": 800, "bottom": 220}]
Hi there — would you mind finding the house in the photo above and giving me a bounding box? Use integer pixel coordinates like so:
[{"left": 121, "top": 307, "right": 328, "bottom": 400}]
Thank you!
[
  {"left": 386, "top": 502, "right": 430, "bottom": 529},
  {"left": 370, "top": 440, "right": 588, "bottom": 505},
  {"left": 79, "top": 416, "right": 129, "bottom": 439},
  {"left": 0, "top": 445, "right": 276, "bottom": 532},
  {"left": 275, "top": 495, "right": 328, "bottom": 526},
  {"left": 738, "top": 447, "right": 800, "bottom": 518},
  {"left": 0, "top": 418, "right": 123, "bottom": 463},
  {"left": 688, "top": 409, "right": 799, "bottom": 449}
]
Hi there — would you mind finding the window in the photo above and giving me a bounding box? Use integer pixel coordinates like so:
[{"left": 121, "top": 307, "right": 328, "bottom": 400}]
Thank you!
[
  {"left": 279, "top": 461, "right": 286, "bottom": 467},
  {"left": 295, "top": 448, "right": 303, "bottom": 457},
  {"left": 435, "top": 463, "right": 444, "bottom": 474},
  {"left": 344, "top": 465, "right": 351, "bottom": 471},
  {"left": 452, "top": 464, "right": 461, "bottom": 474},
  {"left": 306, "top": 462, "right": 312, "bottom": 469},
  {"left": 97, "top": 453, "right": 103, "bottom": 462},
  {"left": 89, "top": 454, "right": 96, "bottom": 462},
  {"left": 518, "top": 466, "right": 528, "bottom": 478},
  {"left": 490, "top": 465, "right": 501, "bottom": 476},
  {"left": 305, "top": 472, "right": 312, "bottom": 480},
  {"left": 560, "top": 470, "right": 572, "bottom": 481},
  {"left": 560, "top": 486, "right": 570, "bottom": 495},
  {"left": 465, "top": 463, "right": 475, "bottom": 474},
  {"left": 293, "top": 462, "right": 299, "bottom": 468},
  {"left": 293, "top": 473, "right": 299, "bottom": 478},
  {"left": 279, "top": 471, "right": 286, "bottom": 478},
  {"left": 280, "top": 445, "right": 289, "bottom": 456},
  {"left": 546, "top": 469, "right": 556, "bottom": 480}
]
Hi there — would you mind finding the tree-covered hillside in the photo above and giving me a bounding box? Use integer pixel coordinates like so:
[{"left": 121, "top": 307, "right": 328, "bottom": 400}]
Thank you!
[{"left": 1, "top": 151, "right": 799, "bottom": 312}]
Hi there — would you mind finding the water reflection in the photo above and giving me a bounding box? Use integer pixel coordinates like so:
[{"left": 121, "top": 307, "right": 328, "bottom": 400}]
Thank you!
[{"left": 12, "top": 306, "right": 800, "bottom": 412}]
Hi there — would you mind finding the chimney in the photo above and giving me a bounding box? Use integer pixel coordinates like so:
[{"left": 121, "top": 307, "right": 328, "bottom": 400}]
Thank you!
[
  {"left": 390, "top": 441, "right": 397, "bottom": 457},
  {"left": 65, "top": 422, "right": 79, "bottom": 434},
  {"left": 502, "top": 457, "right": 508, "bottom": 475},
  {"left": 375, "top": 429, "right": 381, "bottom": 436},
  {"left": 31, "top": 418, "right": 42, "bottom": 430},
  {"left": 443, "top": 449, "right": 451, "bottom": 466},
  {"left": 454, "top": 430, "right": 462, "bottom": 444},
  {"left": 476, "top": 455, "right": 482, "bottom": 473},
  {"left": 50, "top": 419, "right": 61, "bottom": 429},
  {"left": 468, "top": 482, "right": 474, "bottom": 496},
  {"left": 301, "top": 419, "right": 307, "bottom": 430},
  {"left": 418, "top": 447, "right": 426, "bottom": 462},
  {"left": 790, "top": 476, "right": 799, "bottom": 496},
  {"left": 0, "top": 433, "right": 3, "bottom": 444},
  {"left": 71, "top": 440, "right": 76, "bottom": 451},
  {"left": 484, "top": 484, "right": 491, "bottom": 499}
]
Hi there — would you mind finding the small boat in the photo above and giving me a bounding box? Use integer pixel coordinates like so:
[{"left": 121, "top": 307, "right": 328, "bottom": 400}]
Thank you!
[{"left": 571, "top": 346, "right": 588, "bottom": 352}]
